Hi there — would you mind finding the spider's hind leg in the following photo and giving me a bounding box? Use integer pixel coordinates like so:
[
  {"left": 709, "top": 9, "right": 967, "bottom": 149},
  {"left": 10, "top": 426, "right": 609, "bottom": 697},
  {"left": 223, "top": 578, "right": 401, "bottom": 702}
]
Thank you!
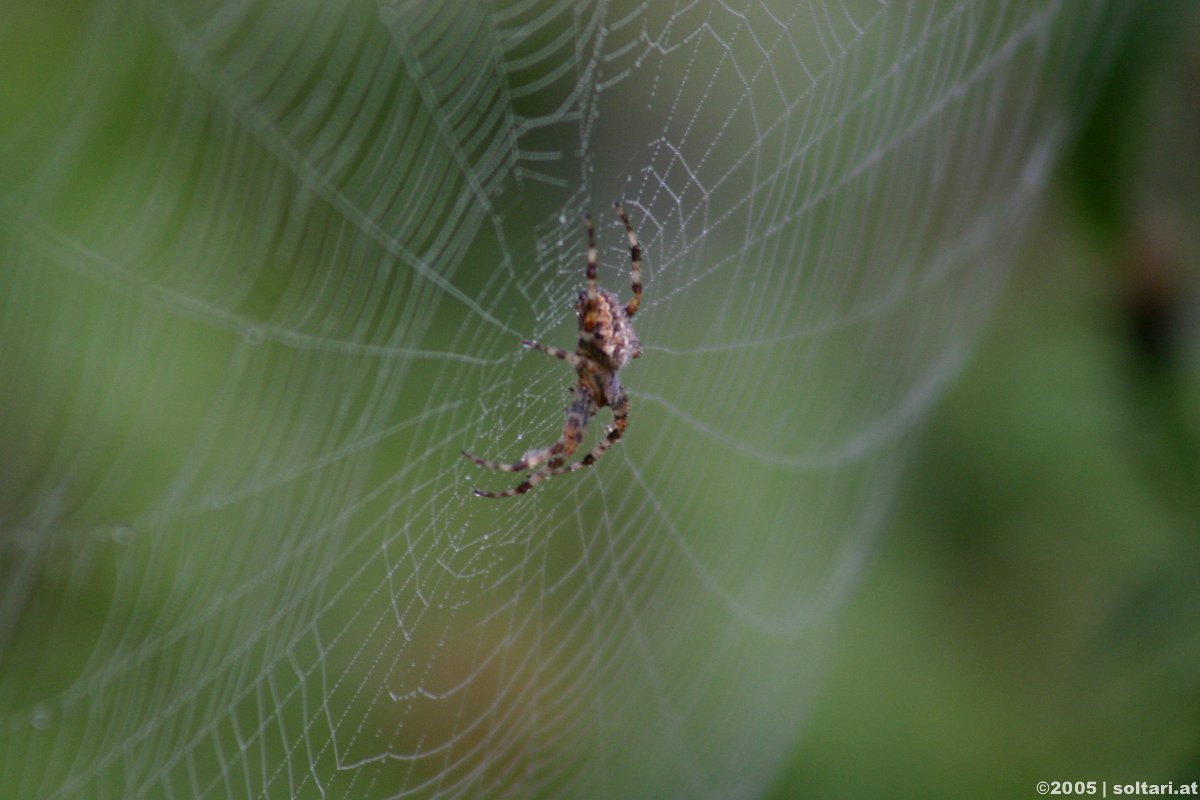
[
  {"left": 582, "top": 212, "right": 599, "bottom": 332},
  {"left": 614, "top": 202, "right": 642, "bottom": 318}
]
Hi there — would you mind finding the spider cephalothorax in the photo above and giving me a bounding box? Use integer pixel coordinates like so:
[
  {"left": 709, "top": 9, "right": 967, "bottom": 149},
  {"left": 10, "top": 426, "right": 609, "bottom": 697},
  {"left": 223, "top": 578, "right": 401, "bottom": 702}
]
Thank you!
[{"left": 464, "top": 203, "right": 643, "bottom": 497}]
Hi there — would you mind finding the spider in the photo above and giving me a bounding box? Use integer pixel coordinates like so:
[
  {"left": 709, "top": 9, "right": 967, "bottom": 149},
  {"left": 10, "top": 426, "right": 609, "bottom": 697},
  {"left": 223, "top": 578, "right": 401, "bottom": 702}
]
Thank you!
[{"left": 463, "top": 202, "right": 643, "bottom": 497}]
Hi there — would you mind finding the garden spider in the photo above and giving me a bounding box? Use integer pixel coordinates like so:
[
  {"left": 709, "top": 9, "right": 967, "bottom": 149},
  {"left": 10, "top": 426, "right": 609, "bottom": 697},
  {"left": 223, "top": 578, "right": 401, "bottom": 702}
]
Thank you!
[{"left": 463, "top": 202, "right": 643, "bottom": 497}]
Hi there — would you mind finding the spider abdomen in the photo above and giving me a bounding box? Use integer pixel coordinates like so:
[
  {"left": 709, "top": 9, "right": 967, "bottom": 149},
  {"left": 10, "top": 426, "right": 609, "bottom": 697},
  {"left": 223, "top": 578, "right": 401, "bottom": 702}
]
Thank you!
[{"left": 580, "top": 288, "right": 642, "bottom": 369}]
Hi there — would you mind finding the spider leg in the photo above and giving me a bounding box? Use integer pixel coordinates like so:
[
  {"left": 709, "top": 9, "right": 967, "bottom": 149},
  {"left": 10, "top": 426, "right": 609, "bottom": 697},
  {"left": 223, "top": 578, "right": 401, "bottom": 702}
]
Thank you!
[
  {"left": 522, "top": 339, "right": 599, "bottom": 372},
  {"left": 582, "top": 212, "right": 599, "bottom": 332},
  {"left": 614, "top": 202, "right": 642, "bottom": 318},
  {"left": 468, "top": 386, "right": 593, "bottom": 495},
  {"left": 474, "top": 393, "right": 628, "bottom": 498},
  {"left": 537, "top": 395, "right": 628, "bottom": 478},
  {"left": 462, "top": 446, "right": 557, "bottom": 474}
]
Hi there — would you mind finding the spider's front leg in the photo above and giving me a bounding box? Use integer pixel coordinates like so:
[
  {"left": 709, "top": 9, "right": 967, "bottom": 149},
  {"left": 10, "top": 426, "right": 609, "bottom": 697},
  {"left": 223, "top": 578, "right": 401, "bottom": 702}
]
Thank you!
[
  {"left": 465, "top": 385, "right": 594, "bottom": 496},
  {"left": 509, "top": 390, "right": 629, "bottom": 491},
  {"left": 461, "top": 445, "right": 560, "bottom": 475}
]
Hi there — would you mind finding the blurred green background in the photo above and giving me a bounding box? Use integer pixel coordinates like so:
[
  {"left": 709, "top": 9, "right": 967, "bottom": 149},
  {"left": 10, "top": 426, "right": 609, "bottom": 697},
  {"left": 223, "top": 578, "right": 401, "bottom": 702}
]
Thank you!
[
  {"left": 2, "top": 2, "right": 1198, "bottom": 798},
  {"left": 773, "top": 5, "right": 1200, "bottom": 797}
]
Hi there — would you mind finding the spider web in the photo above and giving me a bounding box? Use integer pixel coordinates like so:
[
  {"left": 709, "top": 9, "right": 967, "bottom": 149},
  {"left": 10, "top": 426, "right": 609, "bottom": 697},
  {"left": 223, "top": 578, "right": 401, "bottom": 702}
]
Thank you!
[{"left": 0, "top": 1, "right": 1129, "bottom": 797}]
